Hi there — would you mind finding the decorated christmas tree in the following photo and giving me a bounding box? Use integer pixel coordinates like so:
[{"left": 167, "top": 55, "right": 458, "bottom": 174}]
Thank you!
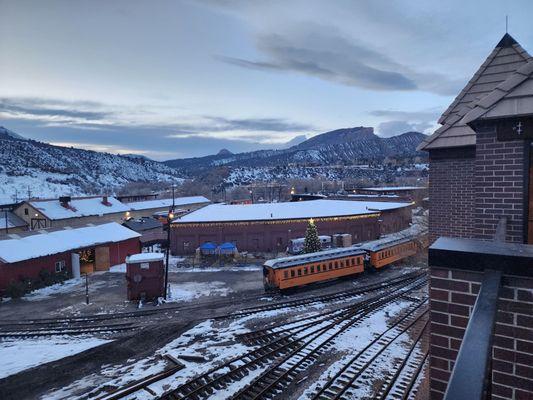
[{"left": 303, "top": 218, "right": 322, "bottom": 253}]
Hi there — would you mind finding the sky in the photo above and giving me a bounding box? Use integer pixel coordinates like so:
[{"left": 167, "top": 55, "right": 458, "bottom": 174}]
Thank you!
[{"left": 1, "top": 0, "right": 533, "bottom": 160}]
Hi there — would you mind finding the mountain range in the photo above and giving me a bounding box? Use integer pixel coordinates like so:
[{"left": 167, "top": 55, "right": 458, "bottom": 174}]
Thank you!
[
  {"left": 0, "top": 126, "right": 182, "bottom": 202},
  {"left": 0, "top": 125, "right": 427, "bottom": 200},
  {"left": 164, "top": 127, "right": 427, "bottom": 174}
]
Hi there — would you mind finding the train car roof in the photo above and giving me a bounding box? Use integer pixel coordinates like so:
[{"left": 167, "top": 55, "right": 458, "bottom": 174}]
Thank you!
[
  {"left": 264, "top": 247, "right": 366, "bottom": 270},
  {"left": 354, "top": 235, "right": 414, "bottom": 252}
]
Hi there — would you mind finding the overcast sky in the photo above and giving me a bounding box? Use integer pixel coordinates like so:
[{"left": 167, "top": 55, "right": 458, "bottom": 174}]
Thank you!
[{"left": 1, "top": 0, "right": 533, "bottom": 160}]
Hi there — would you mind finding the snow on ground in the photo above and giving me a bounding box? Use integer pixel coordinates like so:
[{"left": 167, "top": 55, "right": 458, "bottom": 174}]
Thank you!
[
  {"left": 299, "top": 300, "right": 411, "bottom": 399},
  {"left": 167, "top": 281, "right": 232, "bottom": 302},
  {"left": 109, "top": 263, "right": 126, "bottom": 273},
  {"left": 22, "top": 276, "right": 108, "bottom": 301},
  {"left": 0, "top": 336, "right": 111, "bottom": 379}
]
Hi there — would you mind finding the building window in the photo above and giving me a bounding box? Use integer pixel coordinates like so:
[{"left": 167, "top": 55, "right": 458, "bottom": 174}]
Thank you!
[
  {"left": 329, "top": 262, "right": 332, "bottom": 270},
  {"left": 334, "top": 261, "right": 339, "bottom": 269},
  {"left": 317, "top": 265, "right": 320, "bottom": 272},
  {"left": 183, "top": 241, "right": 190, "bottom": 251},
  {"left": 304, "top": 267, "right": 308, "bottom": 275},
  {"left": 55, "top": 260, "right": 65, "bottom": 273},
  {"left": 311, "top": 266, "right": 314, "bottom": 273},
  {"left": 291, "top": 270, "right": 295, "bottom": 278},
  {"left": 283, "top": 271, "right": 288, "bottom": 279},
  {"left": 24, "top": 208, "right": 29, "bottom": 215},
  {"left": 298, "top": 269, "right": 302, "bottom": 276}
]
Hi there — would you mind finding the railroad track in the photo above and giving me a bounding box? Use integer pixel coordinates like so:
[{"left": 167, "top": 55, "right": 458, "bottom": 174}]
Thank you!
[
  {"left": 156, "top": 276, "right": 427, "bottom": 400},
  {"left": 0, "top": 321, "right": 137, "bottom": 338},
  {"left": 221, "top": 271, "right": 424, "bottom": 320},
  {"left": 0, "top": 271, "right": 423, "bottom": 338},
  {"left": 309, "top": 307, "right": 428, "bottom": 400}
]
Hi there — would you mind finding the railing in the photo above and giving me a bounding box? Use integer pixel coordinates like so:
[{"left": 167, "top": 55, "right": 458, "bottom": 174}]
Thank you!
[{"left": 443, "top": 269, "right": 501, "bottom": 400}]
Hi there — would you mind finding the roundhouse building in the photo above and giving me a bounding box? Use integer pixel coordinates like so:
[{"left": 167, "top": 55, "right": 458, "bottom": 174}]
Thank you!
[{"left": 170, "top": 200, "right": 412, "bottom": 254}]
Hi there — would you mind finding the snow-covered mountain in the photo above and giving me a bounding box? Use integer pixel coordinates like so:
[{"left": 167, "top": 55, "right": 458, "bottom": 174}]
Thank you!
[
  {"left": 0, "top": 127, "right": 183, "bottom": 202},
  {"left": 164, "top": 127, "right": 427, "bottom": 174}
]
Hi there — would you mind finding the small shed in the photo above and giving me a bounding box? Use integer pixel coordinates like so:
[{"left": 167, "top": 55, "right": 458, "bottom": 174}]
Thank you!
[{"left": 125, "top": 253, "right": 165, "bottom": 301}]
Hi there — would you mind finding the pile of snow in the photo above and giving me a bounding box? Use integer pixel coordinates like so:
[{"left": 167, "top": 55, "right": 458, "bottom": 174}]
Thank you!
[{"left": 167, "top": 281, "right": 232, "bottom": 302}]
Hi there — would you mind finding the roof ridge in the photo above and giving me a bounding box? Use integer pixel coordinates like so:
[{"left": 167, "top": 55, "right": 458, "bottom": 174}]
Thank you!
[{"left": 419, "top": 34, "right": 531, "bottom": 151}]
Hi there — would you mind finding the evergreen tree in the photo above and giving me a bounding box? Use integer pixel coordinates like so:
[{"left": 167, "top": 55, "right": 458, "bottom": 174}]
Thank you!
[{"left": 304, "top": 219, "right": 322, "bottom": 253}]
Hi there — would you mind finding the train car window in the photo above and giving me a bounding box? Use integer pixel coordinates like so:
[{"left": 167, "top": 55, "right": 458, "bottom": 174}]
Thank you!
[
  {"left": 298, "top": 269, "right": 302, "bottom": 276},
  {"left": 311, "top": 266, "right": 315, "bottom": 273},
  {"left": 291, "top": 270, "right": 295, "bottom": 278},
  {"left": 284, "top": 271, "right": 288, "bottom": 279}
]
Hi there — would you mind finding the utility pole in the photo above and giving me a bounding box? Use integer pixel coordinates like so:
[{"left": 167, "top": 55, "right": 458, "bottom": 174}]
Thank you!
[
  {"left": 164, "top": 207, "right": 175, "bottom": 300},
  {"left": 85, "top": 273, "right": 89, "bottom": 305},
  {"left": 4, "top": 209, "right": 8, "bottom": 234}
]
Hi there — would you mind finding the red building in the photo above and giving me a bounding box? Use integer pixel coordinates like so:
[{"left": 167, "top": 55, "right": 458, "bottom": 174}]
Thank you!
[
  {"left": 0, "top": 222, "right": 140, "bottom": 295},
  {"left": 170, "top": 199, "right": 412, "bottom": 255}
]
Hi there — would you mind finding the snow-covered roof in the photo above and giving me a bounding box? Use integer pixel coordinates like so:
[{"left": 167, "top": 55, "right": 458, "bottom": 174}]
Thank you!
[
  {"left": 126, "top": 252, "right": 164, "bottom": 263},
  {"left": 0, "top": 222, "right": 141, "bottom": 264},
  {"left": 264, "top": 247, "right": 366, "bottom": 269},
  {"left": 0, "top": 212, "right": 27, "bottom": 229},
  {"left": 127, "top": 196, "right": 210, "bottom": 211},
  {"left": 175, "top": 200, "right": 411, "bottom": 224},
  {"left": 361, "top": 187, "right": 427, "bottom": 191},
  {"left": 29, "top": 197, "right": 130, "bottom": 220}
]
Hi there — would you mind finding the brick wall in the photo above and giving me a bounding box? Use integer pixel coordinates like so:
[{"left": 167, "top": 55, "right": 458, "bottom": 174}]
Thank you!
[
  {"left": 429, "top": 267, "right": 533, "bottom": 400},
  {"left": 428, "top": 147, "right": 476, "bottom": 243},
  {"left": 474, "top": 127, "right": 528, "bottom": 243}
]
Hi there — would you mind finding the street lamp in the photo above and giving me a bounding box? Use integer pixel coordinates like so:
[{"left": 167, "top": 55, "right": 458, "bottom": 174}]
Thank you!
[{"left": 164, "top": 209, "right": 175, "bottom": 300}]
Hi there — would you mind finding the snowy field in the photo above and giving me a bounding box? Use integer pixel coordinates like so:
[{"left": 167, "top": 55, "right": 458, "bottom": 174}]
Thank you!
[{"left": 0, "top": 336, "right": 111, "bottom": 379}]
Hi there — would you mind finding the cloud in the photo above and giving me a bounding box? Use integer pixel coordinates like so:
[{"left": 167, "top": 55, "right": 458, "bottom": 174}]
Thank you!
[
  {"left": 377, "top": 120, "right": 431, "bottom": 137},
  {"left": 216, "top": 23, "right": 462, "bottom": 95},
  {"left": 0, "top": 97, "right": 112, "bottom": 122},
  {"left": 371, "top": 108, "right": 441, "bottom": 137},
  {"left": 0, "top": 96, "right": 314, "bottom": 159}
]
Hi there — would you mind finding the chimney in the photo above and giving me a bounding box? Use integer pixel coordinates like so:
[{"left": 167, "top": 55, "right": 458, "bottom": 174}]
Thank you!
[
  {"left": 102, "top": 196, "right": 111, "bottom": 206},
  {"left": 59, "top": 196, "right": 71, "bottom": 208}
]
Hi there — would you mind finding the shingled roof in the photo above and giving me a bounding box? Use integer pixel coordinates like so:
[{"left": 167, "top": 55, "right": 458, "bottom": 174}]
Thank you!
[
  {"left": 461, "top": 61, "right": 533, "bottom": 123},
  {"left": 418, "top": 34, "right": 532, "bottom": 151}
]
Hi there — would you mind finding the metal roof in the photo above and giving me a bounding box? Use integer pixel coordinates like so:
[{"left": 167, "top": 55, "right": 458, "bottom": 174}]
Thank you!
[{"left": 264, "top": 247, "right": 366, "bottom": 270}]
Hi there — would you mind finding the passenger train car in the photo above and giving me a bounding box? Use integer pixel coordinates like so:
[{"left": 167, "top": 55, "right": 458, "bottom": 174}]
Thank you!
[
  {"left": 263, "top": 234, "right": 422, "bottom": 291},
  {"left": 263, "top": 247, "right": 366, "bottom": 291}
]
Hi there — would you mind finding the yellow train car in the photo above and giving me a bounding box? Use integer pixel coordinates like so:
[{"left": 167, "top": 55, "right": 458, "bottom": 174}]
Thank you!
[
  {"left": 358, "top": 237, "right": 418, "bottom": 269},
  {"left": 263, "top": 247, "right": 366, "bottom": 291}
]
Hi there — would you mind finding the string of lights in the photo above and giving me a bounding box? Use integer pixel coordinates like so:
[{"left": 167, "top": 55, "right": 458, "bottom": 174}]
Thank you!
[{"left": 171, "top": 213, "right": 380, "bottom": 228}]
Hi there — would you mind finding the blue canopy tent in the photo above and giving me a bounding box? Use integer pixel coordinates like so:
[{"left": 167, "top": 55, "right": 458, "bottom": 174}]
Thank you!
[
  {"left": 218, "top": 242, "right": 237, "bottom": 255},
  {"left": 199, "top": 241, "right": 217, "bottom": 255}
]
